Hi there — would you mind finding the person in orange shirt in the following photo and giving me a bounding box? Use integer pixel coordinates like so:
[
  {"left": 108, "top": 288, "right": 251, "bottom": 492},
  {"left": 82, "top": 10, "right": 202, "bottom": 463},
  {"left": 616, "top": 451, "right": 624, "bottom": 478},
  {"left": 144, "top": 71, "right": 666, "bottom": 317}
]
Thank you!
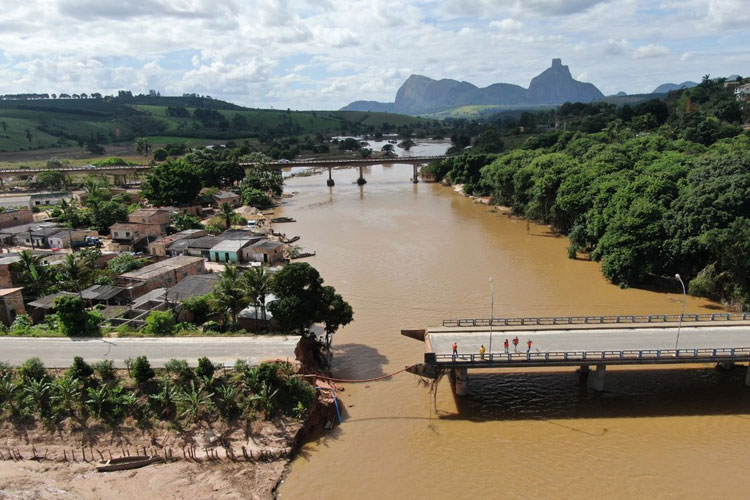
[
  {"left": 452, "top": 342, "right": 458, "bottom": 360},
  {"left": 512, "top": 336, "right": 519, "bottom": 352},
  {"left": 504, "top": 338, "right": 509, "bottom": 353},
  {"left": 479, "top": 344, "right": 486, "bottom": 359},
  {"left": 527, "top": 339, "right": 533, "bottom": 353}
]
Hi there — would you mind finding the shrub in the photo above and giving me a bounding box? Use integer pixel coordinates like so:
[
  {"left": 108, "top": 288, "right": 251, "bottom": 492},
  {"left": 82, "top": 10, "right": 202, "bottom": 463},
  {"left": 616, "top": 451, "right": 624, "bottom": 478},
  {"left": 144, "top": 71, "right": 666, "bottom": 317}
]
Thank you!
[
  {"left": 131, "top": 356, "right": 154, "bottom": 385},
  {"left": 143, "top": 310, "right": 176, "bottom": 336},
  {"left": 164, "top": 359, "right": 193, "bottom": 384},
  {"left": 93, "top": 360, "right": 117, "bottom": 382},
  {"left": 68, "top": 356, "right": 93, "bottom": 380},
  {"left": 195, "top": 357, "right": 215, "bottom": 380},
  {"left": 202, "top": 320, "right": 221, "bottom": 333},
  {"left": 19, "top": 357, "right": 46, "bottom": 381},
  {"left": 10, "top": 314, "right": 33, "bottom": 336}
]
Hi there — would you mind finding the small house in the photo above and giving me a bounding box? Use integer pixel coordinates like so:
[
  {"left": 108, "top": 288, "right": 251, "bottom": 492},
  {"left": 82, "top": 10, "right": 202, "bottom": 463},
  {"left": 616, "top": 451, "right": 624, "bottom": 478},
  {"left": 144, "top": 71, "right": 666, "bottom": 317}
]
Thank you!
[
  {"left": 148, "top": 229, "right": 206, "bottom": 256},
  {"left": 48, "top": 229, "right": 98, "bottom": 249},
  {"left": 109, "top": 222, "right": 163, "bottom": 251},
  {"left": 249, "top": 239, "right": 285, "bottom": 265},
  {"left": 116, "top": 256, "right": 206, "bottom": 301},
  {"left": 0, "top": 209, "right": 34, "bottom": 229},
  {"left": 208, "top": 239, "right": 255, "bottom": 263},
  {"left": 0, "top": 287, "right": 25, "bottom": 326},
  {"left": 128, "top": 208, "right": 171, "bottom": 233},
  {"left": 184, "top": 236, "right": 223, "bottom": 259},
  {"left": 212, "top": 191, "right": 242, "bottom": 208}
]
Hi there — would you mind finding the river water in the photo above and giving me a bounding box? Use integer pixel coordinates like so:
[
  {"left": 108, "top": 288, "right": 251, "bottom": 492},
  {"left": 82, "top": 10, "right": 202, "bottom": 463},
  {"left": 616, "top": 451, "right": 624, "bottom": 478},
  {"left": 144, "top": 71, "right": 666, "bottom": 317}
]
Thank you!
[{"left": 277, "top": 141, "right": 750, "bottom": 499}]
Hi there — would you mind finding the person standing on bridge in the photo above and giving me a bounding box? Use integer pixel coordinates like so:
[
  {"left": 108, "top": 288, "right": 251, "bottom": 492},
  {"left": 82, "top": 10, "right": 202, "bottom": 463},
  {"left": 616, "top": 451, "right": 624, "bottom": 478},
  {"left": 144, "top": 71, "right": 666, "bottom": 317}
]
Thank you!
[
  {"left": 479, "top": 345, "right": 486, "bottom": 359},
  {"left": 504, "top": 338, "right": 509, "bottom": 353},
  {"left": 527, "top": 339, "right": 533, "bottom": 353},
  {"left": 512, "top": 336, "right": 519, "bottom": 352},
  {"left": 452, "top": 342, "right": 458, "bottom": 360}
]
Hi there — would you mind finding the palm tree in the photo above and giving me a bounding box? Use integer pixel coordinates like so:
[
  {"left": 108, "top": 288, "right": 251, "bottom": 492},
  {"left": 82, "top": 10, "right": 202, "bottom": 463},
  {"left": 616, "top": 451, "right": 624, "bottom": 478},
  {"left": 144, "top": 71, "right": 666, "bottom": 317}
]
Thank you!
[
  {"left": 214, "top": 265, "right": 250, "bottom": 328},
  {"left": 219, "top": 202, "right": 242, "bottom": 229},
  {"left": 12, "top": 250, "right": 51, "bottom": 301},
  {"left": 243, "top": 266, "right": 272, "bottom": 331},
  {"left": 59, "top": 253, "right": 85, "bottom": 297}
]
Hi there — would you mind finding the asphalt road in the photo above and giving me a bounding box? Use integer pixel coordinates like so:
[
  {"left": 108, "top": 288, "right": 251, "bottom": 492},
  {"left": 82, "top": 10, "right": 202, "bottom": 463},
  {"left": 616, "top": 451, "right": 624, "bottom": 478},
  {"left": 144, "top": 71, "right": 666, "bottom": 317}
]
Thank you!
[
  {"left": 0, "top": 336, "right": 299, "bottom": 368},
  {"left": 428, "top": 325, "right": 750, "bottom": 355}
]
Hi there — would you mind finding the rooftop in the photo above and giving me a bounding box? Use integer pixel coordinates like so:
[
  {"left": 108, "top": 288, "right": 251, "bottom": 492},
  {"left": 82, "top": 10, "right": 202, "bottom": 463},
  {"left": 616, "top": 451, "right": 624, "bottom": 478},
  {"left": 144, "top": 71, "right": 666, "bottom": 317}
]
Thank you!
[
  {"left": 120, "top": 256, "right": 204, "bottom": 281},
  {"left": 129, "top": 208, "right": 170, "bottom": 218},
  {"left": 187, "top": 236, "right": 223, "bottom": 249},
  {"left": 81, "top": 284, "right": 126, "bottom": 301},
  {"left": 0, "top": 287, "right": 24, "bottom": 297},
  {"left": 166, "top": 273, "right": 220, "bottom": 302},
  {"left": 210, "top": 239, "right": 253, "bottom": 252},
  {"left": 27, "top": 291, "right": 77, "bottom": 309},
  {"left": 252, "top": 239, "right": 284, "bottom": 251},
  {"left": 110, "top": 222, "right": 141, "bottom": 230}
]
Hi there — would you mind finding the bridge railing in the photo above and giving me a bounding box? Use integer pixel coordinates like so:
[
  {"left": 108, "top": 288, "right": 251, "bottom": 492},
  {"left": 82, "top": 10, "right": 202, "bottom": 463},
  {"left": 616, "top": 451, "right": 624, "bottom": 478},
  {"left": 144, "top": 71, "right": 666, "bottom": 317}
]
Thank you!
[
  {"left": 434, "top": 346, "right": 750, "bottom": 364},
  {"left": 239, "top": 155, "right": 447, "bottom": 167},
  {"left": 443, "top": 313, "right": 750, "bottom": 328}
]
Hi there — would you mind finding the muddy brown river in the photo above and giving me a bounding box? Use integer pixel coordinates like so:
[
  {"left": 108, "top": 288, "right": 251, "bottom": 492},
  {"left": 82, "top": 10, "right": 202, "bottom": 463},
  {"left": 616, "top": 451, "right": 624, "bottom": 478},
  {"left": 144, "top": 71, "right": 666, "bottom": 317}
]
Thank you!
[{"left": 277, "top": 145, "right": 750, "bottom": 499}]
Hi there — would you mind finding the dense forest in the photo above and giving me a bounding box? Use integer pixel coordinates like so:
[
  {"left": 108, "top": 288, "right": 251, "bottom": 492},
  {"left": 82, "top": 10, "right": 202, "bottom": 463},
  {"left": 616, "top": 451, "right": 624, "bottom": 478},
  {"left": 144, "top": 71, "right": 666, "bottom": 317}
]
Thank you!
[{"left": 427, "top": 77, "right": 750, "bottom": 308}]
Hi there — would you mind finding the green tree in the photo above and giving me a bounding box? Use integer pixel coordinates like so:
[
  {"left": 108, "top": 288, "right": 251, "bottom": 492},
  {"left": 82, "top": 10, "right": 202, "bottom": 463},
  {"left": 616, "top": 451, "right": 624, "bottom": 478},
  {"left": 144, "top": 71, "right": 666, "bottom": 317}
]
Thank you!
[
  {"left": 143, "top": 310, "right": 176, "bottom": 335},
  {"left": 135, "top": 137, "right": 151, "bottom": 156},
  {"left": 55, "top": 295, "right": 94, "bottom": 335},
  {"left": 213, "top": 265, "right": 250, "bottom": 328},
  {"left": 142, "top": 159, "right": 203, "bottom": 206},
  {"left": 88, "top": 199, "right": 128, "bottom": 232},
  {"left": 241, "top": 187, "right": 271, "bottom": 208},
  {"left": 173, "top": 213, "right": 204, "bottom": 231},
  {"left": 35, "top": 170, "right": 69, "bottom": 190},
  {"left": 107, "top": 253, "right": 147, "bottom": 274},
  {"left": 12, "top": 250, "right": 52, "bottom": 301},
  {"left": 243, "top": 265, "right": 272, "bottom": 331},
  {"left": 195, "top": 357, "right": 215, "bottom": 380},
  {"left": 219, "top": 202, "right": 241, "bottom": 229}
]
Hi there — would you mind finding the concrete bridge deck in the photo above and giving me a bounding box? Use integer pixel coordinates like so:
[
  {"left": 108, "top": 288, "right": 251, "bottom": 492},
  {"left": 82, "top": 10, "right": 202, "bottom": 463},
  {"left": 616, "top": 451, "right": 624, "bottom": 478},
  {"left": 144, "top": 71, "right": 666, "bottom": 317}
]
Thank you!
[{"left": 408, "top": 314, "right": 750, "bottom": 395}]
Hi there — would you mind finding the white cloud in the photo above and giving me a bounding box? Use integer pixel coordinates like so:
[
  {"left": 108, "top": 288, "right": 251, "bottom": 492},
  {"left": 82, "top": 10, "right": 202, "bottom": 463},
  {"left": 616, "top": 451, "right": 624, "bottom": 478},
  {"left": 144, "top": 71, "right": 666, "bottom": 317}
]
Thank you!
[
  {"left": 633, "top": 44, "right": 670, "bottom": 59},
  {"left": 490, "top": 18, "right": 522, "bottom": 31},
  {"left": 0, "top": 0, "right": 748, "bottom": 108}
]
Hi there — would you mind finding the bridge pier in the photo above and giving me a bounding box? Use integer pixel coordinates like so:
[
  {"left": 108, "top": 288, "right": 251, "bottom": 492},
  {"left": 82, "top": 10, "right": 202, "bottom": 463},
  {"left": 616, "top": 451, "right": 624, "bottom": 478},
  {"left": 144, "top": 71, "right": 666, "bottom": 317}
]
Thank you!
[
  {"left": 412, "top": 164, "right": 419, "bottom": 184},
  {"left": 587, "top": 363, "right": 606, "bottom": 392},
  {"left": 452, "top": 367, "right": 469, "bottom": 396},
  {"left": 745, "top": 365, "right": 750, "bottom": 388},
  {"left": 357, "top": 166, "right": 367, "bottom": 185},
  {"left": 326, "top": 167, "right": 335, "bottom": 187}
]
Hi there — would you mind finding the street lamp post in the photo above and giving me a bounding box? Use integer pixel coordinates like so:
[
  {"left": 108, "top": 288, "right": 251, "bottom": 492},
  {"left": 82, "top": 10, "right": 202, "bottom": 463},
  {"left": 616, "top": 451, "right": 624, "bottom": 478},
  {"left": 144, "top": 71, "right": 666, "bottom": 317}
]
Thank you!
[
  {"left": 489, "top": 277, "right": 494, "bottom": 355},
  {"left": 675, "top": 273, "right": 686, "bottom": 349}
]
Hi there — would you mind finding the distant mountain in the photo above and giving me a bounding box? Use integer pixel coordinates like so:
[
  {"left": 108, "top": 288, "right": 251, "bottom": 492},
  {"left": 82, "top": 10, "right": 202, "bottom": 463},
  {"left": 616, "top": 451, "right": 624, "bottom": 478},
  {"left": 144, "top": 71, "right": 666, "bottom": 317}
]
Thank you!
[
  {"left": 652, "top": 81, "right": 698, "bottom": 94},
  {"left": 342, "top": 59, "right": 604, "bottom": 115}
]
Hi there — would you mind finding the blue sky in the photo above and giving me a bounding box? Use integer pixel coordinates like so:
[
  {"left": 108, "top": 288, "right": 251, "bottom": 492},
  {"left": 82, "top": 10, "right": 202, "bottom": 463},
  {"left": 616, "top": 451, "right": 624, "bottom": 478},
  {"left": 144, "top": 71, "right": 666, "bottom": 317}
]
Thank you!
[{"left": 1, "top": 0, "right": 748, "bottom": 109}]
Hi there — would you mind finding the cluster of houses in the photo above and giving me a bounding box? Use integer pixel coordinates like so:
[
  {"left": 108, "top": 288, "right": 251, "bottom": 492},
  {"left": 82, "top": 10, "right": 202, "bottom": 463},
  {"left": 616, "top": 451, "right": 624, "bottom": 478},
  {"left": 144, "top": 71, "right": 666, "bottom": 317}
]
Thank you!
[{"left": 0, "top": 189, "right": 288, "bottom": 332}]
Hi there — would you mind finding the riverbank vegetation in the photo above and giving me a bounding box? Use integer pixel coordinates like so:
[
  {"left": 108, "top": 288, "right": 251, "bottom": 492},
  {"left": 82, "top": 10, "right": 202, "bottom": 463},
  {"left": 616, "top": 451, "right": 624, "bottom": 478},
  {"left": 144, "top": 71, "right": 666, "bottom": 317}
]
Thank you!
[{"left": 425, "top": 77, "right": 750, "bottom": 308}]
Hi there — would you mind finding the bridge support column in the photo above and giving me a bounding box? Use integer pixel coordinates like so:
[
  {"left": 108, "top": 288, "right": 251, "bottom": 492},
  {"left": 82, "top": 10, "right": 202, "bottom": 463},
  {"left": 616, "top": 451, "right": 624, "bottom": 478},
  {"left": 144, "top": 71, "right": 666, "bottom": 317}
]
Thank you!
[
  {"left": 745, "top": 365, "right": 750, "bottom": 389},
  {"left": 453, "top": 367, "right": 469, "bottom": 396},
  {"left": 718, "top": 361, "right": 735, "bottom": 370},
  {"left": 412, "top": 164, "right": 419, "bottom": 184},
  {"left": 587, "top": 364, "right": 606, "bottom": 392},
  {"left": 357, "top": 166, "right": 367, "bottom": 185},
  {"left": 578, "top": 365, "right": 590, "bottom": 380},
  {"left": 326, "top": 167, "right": 335, "bottom": 187}
]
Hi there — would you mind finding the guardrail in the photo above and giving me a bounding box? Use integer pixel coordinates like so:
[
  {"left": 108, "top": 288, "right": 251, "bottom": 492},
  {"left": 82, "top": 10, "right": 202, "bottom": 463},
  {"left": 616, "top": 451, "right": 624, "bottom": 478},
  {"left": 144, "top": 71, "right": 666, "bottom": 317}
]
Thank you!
[
  {"left": 240, "top": 155, "right": 447, "bottom": 167},
  {"left": 432, "top": 346, "right": 750, "bottom": 365},
  {"left": 442, "top": 313, "right": 750, "bottom": 328}
]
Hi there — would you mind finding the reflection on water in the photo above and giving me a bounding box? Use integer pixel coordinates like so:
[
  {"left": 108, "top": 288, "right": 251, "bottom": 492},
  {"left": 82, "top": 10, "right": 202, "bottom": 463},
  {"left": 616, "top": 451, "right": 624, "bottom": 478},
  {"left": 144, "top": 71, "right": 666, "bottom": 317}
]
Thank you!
[{"left": 277, "top": 144, "right": 750, "bottom": 500}]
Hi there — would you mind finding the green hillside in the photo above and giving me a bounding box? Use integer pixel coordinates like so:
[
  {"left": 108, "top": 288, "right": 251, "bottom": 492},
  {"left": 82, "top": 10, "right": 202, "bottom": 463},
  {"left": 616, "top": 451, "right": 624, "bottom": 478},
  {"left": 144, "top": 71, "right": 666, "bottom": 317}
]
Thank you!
[{"left": 0, "top": 96, "right": 433, "bottom": 153}]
